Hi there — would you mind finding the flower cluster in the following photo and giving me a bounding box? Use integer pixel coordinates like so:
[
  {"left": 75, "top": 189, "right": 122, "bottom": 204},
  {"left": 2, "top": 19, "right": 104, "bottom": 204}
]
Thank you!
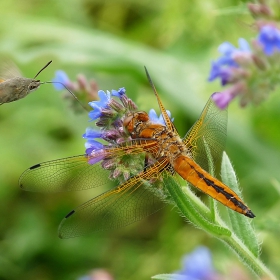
[
  {"left": 209, "top": 1, "right": 280, "bottom": 109},
  {"left": 83, "top": 87, "right": 172, "bottom": 183},
  {"left": 83, "top": 87, "right": 139, "bottom": 182},
  {"left": 52, "top": 69, "right": 173, "bottom": 182},
  {"left": 208, "top": 39, "right": 251, "bottom": 87},
  {"left": 52, "top": 70, "right": 98, "bottom": 113}
]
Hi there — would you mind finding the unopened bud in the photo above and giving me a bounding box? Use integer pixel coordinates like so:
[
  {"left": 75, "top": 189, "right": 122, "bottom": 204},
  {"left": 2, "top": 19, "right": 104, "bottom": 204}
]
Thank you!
[
  {"left": 252, "top": 54, "right": 267, "bottom": 70},
  {"left": 248, "top": 3, "right": 272, "bottom": 17},
  {"left": 102, "top": 158, "right": 116, "bottom": 169},
  {"left": 87, "top": 80, "right": 99, "bottom": 101},
  {"left": 112, "top": 168, "right": 122, "bottom": 179},
  {"left": 232, "top": 52, "right": 252, "bottom": 66},
  {"left": 77, "top": 74, "right": 87, "bottom": 90},
  {"left": 103, "top": 129, "right": 121, "bottom": 141},
  {"left": 120, "top": 95, "right": 138, "bottom": 110},
  {"left": 101, "top": 108, "right": 115, "bottom": 118},
  {"left": 123, "top": 170, "right": 130, "bottom": 181},
  {"left": 109, "top": 98, "right": 125, "bottom": 112}
]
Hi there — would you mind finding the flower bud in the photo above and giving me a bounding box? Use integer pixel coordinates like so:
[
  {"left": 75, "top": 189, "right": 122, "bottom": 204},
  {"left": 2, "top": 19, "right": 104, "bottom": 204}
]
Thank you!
[
  {"left": 109, "top": 98, "right": 125, "bottom": 112},
  {"left": 252, "top": 54, "right": 267, "bottom": 70},
  {"left": 248, "top": 3, "right": 272, "bottom": 17},
  {"left": 77, "top": 74, "right": 87, "bottom": 90}
]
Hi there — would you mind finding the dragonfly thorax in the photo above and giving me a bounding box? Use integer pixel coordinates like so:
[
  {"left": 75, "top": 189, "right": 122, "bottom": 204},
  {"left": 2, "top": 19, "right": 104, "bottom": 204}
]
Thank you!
[
  {"left": 123, "top": 111, "right": 150, "bottom": 137},
  {"left": 123, "top": 110, "right": 188, "bottom": 163}
]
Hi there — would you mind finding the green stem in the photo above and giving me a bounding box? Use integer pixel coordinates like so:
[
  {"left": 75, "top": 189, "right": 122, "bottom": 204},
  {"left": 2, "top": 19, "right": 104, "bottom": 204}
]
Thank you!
[{"left": 219, "top": 229, "right": 277, "bottom": 280}]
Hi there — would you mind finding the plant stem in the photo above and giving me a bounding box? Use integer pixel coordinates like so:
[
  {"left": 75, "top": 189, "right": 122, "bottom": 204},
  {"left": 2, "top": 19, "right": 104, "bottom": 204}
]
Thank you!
[{"left": 219, "top": 229, "right": 277, "bottom": 280}]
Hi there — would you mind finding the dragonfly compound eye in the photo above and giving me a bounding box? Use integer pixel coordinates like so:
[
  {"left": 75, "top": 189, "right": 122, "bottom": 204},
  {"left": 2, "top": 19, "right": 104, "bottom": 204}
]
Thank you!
[{"left": 136, "top": 111, "right": 149, "bottom": 122}]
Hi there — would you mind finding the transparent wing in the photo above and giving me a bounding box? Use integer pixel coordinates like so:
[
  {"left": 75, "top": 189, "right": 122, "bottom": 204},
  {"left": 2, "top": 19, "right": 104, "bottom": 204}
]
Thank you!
[
  {"left": 0, "top": 60, "right": 22, "bottom": 81},
  {"left": 183, "top": 94, "right": 227, "bottom": 172},
  {"left": 58, "top": 158, "right": 170, "bottom": 238},
  {"left": 19, "top": 139, "right": 159, "bottom": 193},
  {"left": 19, "top": 155, "right": 114, "bottom": 192}
]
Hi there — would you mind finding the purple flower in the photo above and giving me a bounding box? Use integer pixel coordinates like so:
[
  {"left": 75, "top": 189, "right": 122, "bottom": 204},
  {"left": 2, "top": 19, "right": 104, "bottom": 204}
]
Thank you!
[
  {"left": 208, "top": 38, "right": 251, "bottom": 85},
  {"left": 83, "top": 128, "right": 105, "bottom": 164},
  {"left": 212, "top": 91, "right": 234, "bottom": 110},
  {"left": 111, "top": 87, "right": 126, "bottom": 98},
  {"left": 88, "top": 90, "right": 111, "bottom": 120},
  {"left": 257, "top": 25, "right": 280, "bottom": 55},
  {"left": 175, "top": 246, "right": 216, "bottom": 280},
  {"left": 219, "top": 38, "right": 250, "bottom": 55},
  {"left": 84, "top": 138, "right": 103, "bottom": 152},
  {"left": 52, "top": 70, "right": 70, "bottom": 90},
  {"left": 208, "top": 62, "right": 234, "bottom": 86},
  {"left": 148, "top": 109, "right": 173, "bottom": 125},
  {"left": 85, "top": 140, "right": 105, "bottom": 165},
  {"left": 211, "top": 82, "right": 246, "bottom": 109},
  {"left": 83, "top": 128, "right": 103, "bottom": 143}
]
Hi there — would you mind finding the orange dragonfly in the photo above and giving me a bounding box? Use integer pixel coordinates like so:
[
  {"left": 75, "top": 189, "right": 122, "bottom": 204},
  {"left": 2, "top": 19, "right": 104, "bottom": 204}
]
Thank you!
[{"left": 19, "top": 68, "right": 255, "bottom": 238}]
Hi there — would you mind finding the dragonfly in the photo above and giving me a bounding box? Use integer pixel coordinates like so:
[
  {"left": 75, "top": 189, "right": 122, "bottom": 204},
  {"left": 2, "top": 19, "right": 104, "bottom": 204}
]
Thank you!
[{"left": 19, "top": 68, "right": 255, "bottom": 238}]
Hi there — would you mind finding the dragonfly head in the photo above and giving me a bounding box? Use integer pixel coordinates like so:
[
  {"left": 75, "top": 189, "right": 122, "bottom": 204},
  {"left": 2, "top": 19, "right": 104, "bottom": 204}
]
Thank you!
[{"left": 123, "top": 111, "right": 150, "bottom": 135}]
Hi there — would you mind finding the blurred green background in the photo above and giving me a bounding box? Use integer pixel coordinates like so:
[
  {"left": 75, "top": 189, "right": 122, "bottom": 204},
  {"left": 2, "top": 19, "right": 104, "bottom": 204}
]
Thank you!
[{"left": 0, "top": 0, "right": 280, "bottom": 279}]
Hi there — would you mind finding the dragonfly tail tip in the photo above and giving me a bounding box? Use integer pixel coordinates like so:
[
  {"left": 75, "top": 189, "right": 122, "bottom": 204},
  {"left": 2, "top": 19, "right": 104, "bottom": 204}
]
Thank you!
[{"left": 245, "top": 210, "right": 256, "bottom": 218}]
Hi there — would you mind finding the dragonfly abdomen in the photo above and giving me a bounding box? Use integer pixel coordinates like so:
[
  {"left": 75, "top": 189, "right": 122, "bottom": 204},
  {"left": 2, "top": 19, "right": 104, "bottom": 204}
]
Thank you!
[{"left": 173, "top": 155, "right": 255, "bottom": 218}]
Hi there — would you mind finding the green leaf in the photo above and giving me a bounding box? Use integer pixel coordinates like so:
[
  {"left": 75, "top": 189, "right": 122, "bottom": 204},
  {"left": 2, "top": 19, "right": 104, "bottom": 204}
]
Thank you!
[
  {"left": 203, "top": 137, "right": 219, "bottom": 219},
  {"left": 163, "top": 175, "right": 231, "bottom": 237},
  {"left": 221, "top": 152, "right": 259, "bottom": 257}
]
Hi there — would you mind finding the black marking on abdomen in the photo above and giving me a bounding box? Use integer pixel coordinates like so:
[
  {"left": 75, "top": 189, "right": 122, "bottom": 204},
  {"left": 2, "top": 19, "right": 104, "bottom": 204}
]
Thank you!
[
  {"left": 30, "top": 163, "right": 41, "bottom": 170},
  {"left": 192, "top": 166, "right": 249, "bottom": 212}
]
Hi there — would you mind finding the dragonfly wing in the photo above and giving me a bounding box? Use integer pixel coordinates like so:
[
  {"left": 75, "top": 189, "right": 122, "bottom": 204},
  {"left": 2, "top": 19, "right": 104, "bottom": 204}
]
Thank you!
[
  {"left": 58, "top": 158, "right": 169, "bottom": 238},
  {"left": 19, "top": 155, "right": 114, "bottom": 192},
  {"left": 183, "top": 94, "right": 227, "bottom": 172},
  {"left": 19, "top": 139, "right": 159, "bottom": 193},
  {"left": 144, "top": 67, "right": 178, "bottom": 134}
]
